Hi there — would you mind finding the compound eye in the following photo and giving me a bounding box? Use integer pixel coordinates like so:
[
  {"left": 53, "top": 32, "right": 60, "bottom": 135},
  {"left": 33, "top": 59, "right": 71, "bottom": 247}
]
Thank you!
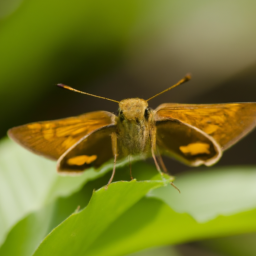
[
  {"left": 119, "top": 109, "right": 124, "bottom": 121},
  {"left": 144, "top": 108, "right": 150, "bottom": 119}
]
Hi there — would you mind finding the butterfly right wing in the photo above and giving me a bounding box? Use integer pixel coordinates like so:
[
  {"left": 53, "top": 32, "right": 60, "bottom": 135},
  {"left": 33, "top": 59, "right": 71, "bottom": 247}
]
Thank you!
[
  {"left": 8, "top": 111, "right": 116, "bottom": 160},
  {"left": 57, "top": 124, "right": 116, "bottom": 174}
]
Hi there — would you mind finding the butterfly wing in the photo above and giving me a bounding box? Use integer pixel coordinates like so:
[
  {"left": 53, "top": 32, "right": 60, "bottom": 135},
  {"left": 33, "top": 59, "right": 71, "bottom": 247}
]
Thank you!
[
  {"left": 8, "top": 111, "right": 116, "bottom": 160},
  {"left": 156, "top": 119, "right": 222, "bottom": 166},
  {"left": 155, "top": 103, "right": 256, "bottom": 166},
  {"left": 57, "top": 124, "right": 116, "bottom": 174},
  {"left": 156, "top": 103, "right": 256, "bottom": 150}
]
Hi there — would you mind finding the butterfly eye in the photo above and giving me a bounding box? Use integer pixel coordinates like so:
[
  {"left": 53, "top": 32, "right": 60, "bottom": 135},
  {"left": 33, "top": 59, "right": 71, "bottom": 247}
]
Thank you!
[
  {"left": 119, "top": 109, "right": 125, "bottom": 121},
  {"left": 144, "top": 108, "right": 150, "bottom": 119}
]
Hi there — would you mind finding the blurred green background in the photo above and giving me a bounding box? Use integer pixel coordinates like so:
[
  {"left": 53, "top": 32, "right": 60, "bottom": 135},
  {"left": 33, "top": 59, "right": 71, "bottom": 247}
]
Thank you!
[{"left": 1, "top": 0, "right": 256, "bottom": 255}]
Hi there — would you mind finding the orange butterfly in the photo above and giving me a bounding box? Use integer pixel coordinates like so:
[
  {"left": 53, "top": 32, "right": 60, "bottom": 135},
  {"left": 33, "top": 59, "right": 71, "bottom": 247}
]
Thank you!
[{"left": 8, "top": 75, "right": 256, "bottom": 190}]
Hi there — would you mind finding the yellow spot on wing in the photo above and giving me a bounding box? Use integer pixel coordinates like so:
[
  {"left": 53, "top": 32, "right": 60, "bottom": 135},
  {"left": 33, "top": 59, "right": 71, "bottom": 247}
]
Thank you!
[
  {"left": 56, "top": 127, "right": 74, "bottom": 137},
  {"left": 203, "top": 124, "right": 219, "bottom": 135},
  {"left": 62, "top": 137, "right": 79, "bottom": 149},
  {"left": 180, "top": 142, "right": 210, "bottom": 155},
  {"left": 44, "top": 123, "right": 56, "bottom": 129},
  {"left": 71, "top": 127, "right": 88, "bottom": 135},
  {"left": 67, "top": 155, "right": 97, "bottom": 166},
  {"left": 43, "top": 129, "right": 55, "bottom": 141},
  {"left": 27, "top": 123, "right": 41, "bottom": 129}
]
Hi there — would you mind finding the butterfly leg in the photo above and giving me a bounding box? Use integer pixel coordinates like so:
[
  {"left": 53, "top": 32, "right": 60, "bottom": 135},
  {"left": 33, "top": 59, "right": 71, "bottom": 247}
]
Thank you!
[
  {"left": 106, "top": 132, "right": 118, "bottom": 189},
  {"left": 155, "top": 145, "right": 180, "bottom": 193},
  {"left": 151, "top": 144, "right": 163, "bottom": 177},
  {"left": 157, "top": 153, "right": 168, "bottom": 173},
  {"left": 106, "top": 153, "right": 117, "bottom": 188},
  {"left": 149, "top": 127, "right": 164, "bottom": 178},
  {"left": 171, "top": 183, "right": 180, "bottom": 193}
]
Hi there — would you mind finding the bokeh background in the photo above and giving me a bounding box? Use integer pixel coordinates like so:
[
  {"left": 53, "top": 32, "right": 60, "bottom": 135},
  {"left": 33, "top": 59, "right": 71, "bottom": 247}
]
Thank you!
[{"left": 1, "top": 0, "right": 256, "bottom": 255}]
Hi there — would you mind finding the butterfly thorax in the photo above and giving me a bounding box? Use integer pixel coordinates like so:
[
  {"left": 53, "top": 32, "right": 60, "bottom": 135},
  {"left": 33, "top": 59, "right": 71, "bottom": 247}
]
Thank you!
[{"left": 116, "top": 98, "right": 155, "bottom": 156}]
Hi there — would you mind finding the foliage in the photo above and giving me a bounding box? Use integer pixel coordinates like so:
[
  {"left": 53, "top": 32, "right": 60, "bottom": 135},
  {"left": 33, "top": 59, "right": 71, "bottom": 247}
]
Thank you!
[{"left": 1, "top": 139, "right": 256, "bottom": 255}]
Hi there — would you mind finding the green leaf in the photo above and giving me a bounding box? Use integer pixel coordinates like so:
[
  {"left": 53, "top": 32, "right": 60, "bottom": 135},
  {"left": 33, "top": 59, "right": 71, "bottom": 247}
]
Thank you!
[
  {"left": 0, "top": 183, "right": 94, "bottom": 256},
  {"left": 149, "top": 167, "right": 256, "bottom": 222},
  {"left": 84, "top": 198, "right": 256, "bottom": 256},
  {"left": 3, "top": 135, "right": 256, "bottom": 256},
  {"left": 0, "top": 136, "right": 166, "bottom": 255},
  {"left": 33, "top": 178, "right": 168, "bottom": 256},
  {"left": 32, "top": 167, "right": 256, "bottom": 256},
  {"left": 0, "top": 138, "right": 114, "bottom": 245},
  {"left": 0, "top": 160, "right": 168, "bottom": 256},
  {"left": 0, "top": 203, "right": 55, "bottom": 256}
]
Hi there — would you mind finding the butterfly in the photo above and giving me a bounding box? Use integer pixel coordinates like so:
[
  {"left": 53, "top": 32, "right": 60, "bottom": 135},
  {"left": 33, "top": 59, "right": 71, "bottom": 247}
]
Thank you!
[{"left": 8, "top": 75, "right": 256, "bottom": 190}]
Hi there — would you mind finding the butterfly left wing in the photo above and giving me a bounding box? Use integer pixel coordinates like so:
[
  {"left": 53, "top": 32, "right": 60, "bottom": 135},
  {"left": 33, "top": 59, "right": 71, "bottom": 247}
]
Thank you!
[
  {"left": 8, "top": 111, "right": 116, "bottom": 160},
  {"left": 155, "top": 119, "right": 222, "bottom": 166},
  {"left": 155, "top": 103, "right": 256, "bottom": 150},
  {"left": 155, "top": 103, "right": 256, "bottom": 166}
]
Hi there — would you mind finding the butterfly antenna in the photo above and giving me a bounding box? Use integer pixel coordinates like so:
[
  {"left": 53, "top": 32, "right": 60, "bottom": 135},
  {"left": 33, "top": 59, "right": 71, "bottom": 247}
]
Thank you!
[
  {"left": 57, "top": 84, "right": 119, "bottom": 103},
  {"left": 147, "top": 74, "right": 191, "bottom": 102}
]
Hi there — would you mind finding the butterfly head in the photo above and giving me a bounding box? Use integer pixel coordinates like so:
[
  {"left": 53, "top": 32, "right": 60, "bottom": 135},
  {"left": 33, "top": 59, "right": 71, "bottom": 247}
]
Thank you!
[{"left": 118, "top": 98, "right": 151, "bottom": 121}]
